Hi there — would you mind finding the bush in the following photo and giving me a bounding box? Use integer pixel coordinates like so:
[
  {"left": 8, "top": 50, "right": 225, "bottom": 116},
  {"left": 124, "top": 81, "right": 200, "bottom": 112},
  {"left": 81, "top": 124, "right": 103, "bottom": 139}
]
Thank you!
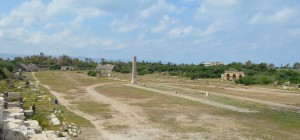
[
  {"left": 0, "top": 67, "right": 6, "bottom": 80},
  {"left": 260, "top": 76, "right": 273, "bottom": 85},
  {"left": 87, "top": 70, "right": 97, "bottom": 77},
  {"left": 120, "top": 69, "right": 130, "bottom": 73},
  {"left": 138, "top": 69, "right": 150, "bottom": 75},
  {"left": 235, "top": 77, "right": 257, "bottom": 85},
  {"left": 169, "top": 71, "right": 180, "bottom": 76},
  {"left": 49, "top": 65, "right": 61, "bottom": 70}
]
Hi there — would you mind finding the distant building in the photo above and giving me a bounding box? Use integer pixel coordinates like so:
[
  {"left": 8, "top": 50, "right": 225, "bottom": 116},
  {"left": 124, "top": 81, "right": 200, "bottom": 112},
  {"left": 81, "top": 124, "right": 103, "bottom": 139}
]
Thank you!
[
  {"left": 61, "top": 66, "right": 75, "bottom": 71},
  {"left": 201, "top": 61, "right": 224, "bottom": 67},
  {"left": 95, "top": 64, "right": 115, "bottom": 77},
  {"left": 222, "top": 70, "right": 245, "bottom": 81},
  {"left": 18, "top": 63, "right": 39, "bottom": 72}
]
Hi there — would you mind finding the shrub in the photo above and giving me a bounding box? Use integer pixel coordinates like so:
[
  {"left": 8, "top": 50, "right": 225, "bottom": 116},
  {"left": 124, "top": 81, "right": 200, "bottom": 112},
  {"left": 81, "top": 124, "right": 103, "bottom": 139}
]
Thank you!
[
  {"left": 235, "top": 77, "right": 257, "bottom": 85},
  {"left": 87, "top": 70, "right": 97, "bottom": 77},
  {"left": 260, "top": 76, "right": 273, "bottom": 85},
  {"left": 49, "top": 65, "right": 61, "bottom": 70},
  {"left": 138, "top": 69, "right": 150, "bottom": 75}
]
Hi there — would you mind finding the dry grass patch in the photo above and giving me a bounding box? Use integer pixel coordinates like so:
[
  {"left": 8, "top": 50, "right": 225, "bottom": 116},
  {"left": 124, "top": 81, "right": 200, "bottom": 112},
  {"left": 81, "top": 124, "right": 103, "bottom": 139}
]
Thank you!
[
  {"left": 95, "top": 84, "right": 155, "bottom": 99},
  {"left": 172, "top": 83, "right": 300, "bottom": 105},
  {"left": 35, "top": 71, "right": 117, "bottom": 93},
  {"left": 71, "top": 101, "right": 111, "bottom": 116},
  {"left": 104, "top": 124, "right": 129, "bottom": 131}
]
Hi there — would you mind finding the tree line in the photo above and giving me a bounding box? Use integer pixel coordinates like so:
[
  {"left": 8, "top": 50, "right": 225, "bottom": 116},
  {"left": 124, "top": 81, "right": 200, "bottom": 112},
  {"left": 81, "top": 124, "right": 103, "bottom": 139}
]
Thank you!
[
  {"left": 0, "top": 53, "right": 300, "bottom": 85},
  {"left": 113, "top": 60, "right": 300, "bottom": 85}
]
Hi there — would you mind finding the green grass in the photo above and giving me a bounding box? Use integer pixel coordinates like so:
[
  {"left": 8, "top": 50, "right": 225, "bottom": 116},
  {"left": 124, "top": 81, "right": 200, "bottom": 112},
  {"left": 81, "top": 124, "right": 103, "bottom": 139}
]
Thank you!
[{"left": 25, "top": 84, "right": 93, "bottom": 129}]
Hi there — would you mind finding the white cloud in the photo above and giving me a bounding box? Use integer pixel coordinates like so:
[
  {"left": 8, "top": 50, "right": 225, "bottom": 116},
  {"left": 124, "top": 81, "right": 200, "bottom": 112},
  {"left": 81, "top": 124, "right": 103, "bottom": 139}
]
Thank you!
[
  {"left": 25, "top": 32, "right": 46, "bottom": 44},
  {"left": 116, "top": 44, "right": 126, "bottom": 49},
  {"left": 139, "top": 0, "right": 182, "bottom": 19},
  {"left": 201, "top": 23, "right": 220, "bottom": 36},
  {"left": 25, "top": 29, "right": 71, "bottom": 44},
  {"left": 45, "top": 0, "right": 73, "bottom": 16},
  {"left": 43, "top": 23, "right": 54, "bottom": 29},
  {"left": 151, "top": 15, "right": 179, "bottom": 33},
  {"left": 288, "top": 28, "right": 300, "bottom": 36},
  {"left": 73, "top": 8, "right": 105, "bottom": 25},
  {"left": 0, "top": 0, "right": 46, "bottom": 27},
  {"left": 249, "top": 13, "right": 263, "bottom": 25},
  {"left": 2, "top": 27, "right": 27, "bottom": 39},
  {"left": 0, "top": 0, "right": 299, "bottom": 64},
  {"left": 195, "top": 0, "right": 239, "bottom": 20},
  {"left": 182, "top": 0, "right": 195, "bottom": 3},
  {"left": 267, "top": 8, "right": 296, "bottom": 23},
  {"left": 100, "top": 40, "right": 114, "bottom": 46},
  {"left": 249, "top": 8, "right": 298, "bottom": 25},
  {"left": 168, "top": 26, "right": 194, "bottom": 38},
  {"left": 0, "top": 30, "right": 3, "bottom": 38},
  {"left": 110, "top": 17, "right": 139, "bottom": 32}
]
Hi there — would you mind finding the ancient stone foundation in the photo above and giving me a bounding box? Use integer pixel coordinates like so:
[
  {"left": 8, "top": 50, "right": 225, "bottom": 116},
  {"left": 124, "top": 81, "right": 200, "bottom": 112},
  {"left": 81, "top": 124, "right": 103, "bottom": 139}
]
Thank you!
[{"left": 0, "top": 94, "right": 65, "bottom": 140}]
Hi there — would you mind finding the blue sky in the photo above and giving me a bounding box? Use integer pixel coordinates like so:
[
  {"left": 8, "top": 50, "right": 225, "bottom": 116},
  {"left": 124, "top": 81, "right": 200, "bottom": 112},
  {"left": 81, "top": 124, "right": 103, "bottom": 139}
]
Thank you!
[{"left": 0, "top": 0, "right": 299, "bottom": 65}]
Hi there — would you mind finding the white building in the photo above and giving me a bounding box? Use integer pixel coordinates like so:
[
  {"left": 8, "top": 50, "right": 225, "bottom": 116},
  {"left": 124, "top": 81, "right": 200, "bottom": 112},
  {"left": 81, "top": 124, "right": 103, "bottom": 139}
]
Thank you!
[{"left": 201, "top": 61, "right": 224, "bottom": 67}]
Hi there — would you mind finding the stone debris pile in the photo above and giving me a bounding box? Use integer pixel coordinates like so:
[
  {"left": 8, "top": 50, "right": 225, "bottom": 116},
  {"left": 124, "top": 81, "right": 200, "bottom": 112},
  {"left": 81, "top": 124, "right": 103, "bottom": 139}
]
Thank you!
[
  {"left": 50, "top": 113, "right": 61, "bottom": 126},
  {"left": 1, "top": 74, "right": 81, "bottom": 139},
  {"left": 0, "top": 93, "right": 69, "bottom": 140},
  {"left": 61, "top": 122, "right": 81, "bottom": 138}
]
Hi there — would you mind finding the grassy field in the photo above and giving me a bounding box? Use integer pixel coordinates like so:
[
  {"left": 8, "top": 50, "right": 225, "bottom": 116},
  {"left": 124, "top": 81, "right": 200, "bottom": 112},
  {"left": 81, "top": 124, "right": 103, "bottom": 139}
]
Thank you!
[
  {"left": 95, "top": 79, "right": 300, "bottom": 139},
  {"left": 32, "top": 70, "right": 300, "bottom": 139}
]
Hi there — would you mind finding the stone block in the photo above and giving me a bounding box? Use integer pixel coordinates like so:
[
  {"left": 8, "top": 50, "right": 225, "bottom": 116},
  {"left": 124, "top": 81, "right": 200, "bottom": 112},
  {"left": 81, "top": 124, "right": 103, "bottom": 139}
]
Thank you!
[
  {"left": 24, "top": 120, "right": 42, "bottom": 134},
  {"left": 7, "top": 102, "right": 21, "bottom": 108},
  {"left": 14, "top": 113, "right": 25, "bottom": 120},
  {"left": 24, "top": 110, "right": 34, "bottom": 116}
]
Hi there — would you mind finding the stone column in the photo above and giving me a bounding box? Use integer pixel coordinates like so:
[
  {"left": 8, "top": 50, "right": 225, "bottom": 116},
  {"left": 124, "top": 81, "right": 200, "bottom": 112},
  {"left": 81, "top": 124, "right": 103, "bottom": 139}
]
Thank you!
[{"left": 131, "top": 56, "right": 137, "bottom": 84}]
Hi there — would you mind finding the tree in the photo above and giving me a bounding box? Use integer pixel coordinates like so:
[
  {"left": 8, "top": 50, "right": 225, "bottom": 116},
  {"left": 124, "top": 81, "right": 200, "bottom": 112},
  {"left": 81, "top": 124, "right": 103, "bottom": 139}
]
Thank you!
[
  {"left": 268, "top": 63, "right": 275, "bottom": 68},
  {"left": 293, "top": 62, "right": 300, "bottom": 69},
  {"left": 101, "top": 58, "right": 106, "bottom": 65},
  {"left": 245, "top": 60, "right": 252, "bottom": 66}
]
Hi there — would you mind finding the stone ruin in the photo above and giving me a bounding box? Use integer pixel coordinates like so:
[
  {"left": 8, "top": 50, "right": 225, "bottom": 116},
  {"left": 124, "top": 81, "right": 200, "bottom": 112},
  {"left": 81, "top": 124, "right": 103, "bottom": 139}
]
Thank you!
[
  {"left": 222, "top": 70, "right": 245, "bottom": 81},
  {"left": 18, "top": 63, "right": 40, "bottom": 72},
  {"left": 13, "top": 69, "right": 23, "bottom": 81},
  {"left": 95, "top": 64, "right": 115, "bottom": 77},
  {"left": 0, "top": 92, "right": 67, "bottom": 140}
]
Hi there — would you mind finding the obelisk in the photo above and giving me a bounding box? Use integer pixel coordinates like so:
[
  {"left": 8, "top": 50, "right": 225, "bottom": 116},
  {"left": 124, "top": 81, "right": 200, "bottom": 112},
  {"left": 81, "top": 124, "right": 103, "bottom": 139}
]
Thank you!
[{"left": 131, "top": 56, "right": 137, "bottom": 84}]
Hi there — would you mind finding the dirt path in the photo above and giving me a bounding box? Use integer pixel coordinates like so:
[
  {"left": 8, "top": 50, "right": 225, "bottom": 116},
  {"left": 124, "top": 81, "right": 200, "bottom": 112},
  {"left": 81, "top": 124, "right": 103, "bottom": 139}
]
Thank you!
[
  {"left": 126, "top": 84, "right": 258, "bottom": 113},
  {"left": 161, "top": 84, "right": 300, "bottom": 110},
  {"left": 86, "top": 83, "right": 148, "bottom": 124},
  {"left": 32, "top": 72, "right": 104, "bottom": 139},
  {"left": 33, "top": 72, "right": 172, "bottom": 140}
]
